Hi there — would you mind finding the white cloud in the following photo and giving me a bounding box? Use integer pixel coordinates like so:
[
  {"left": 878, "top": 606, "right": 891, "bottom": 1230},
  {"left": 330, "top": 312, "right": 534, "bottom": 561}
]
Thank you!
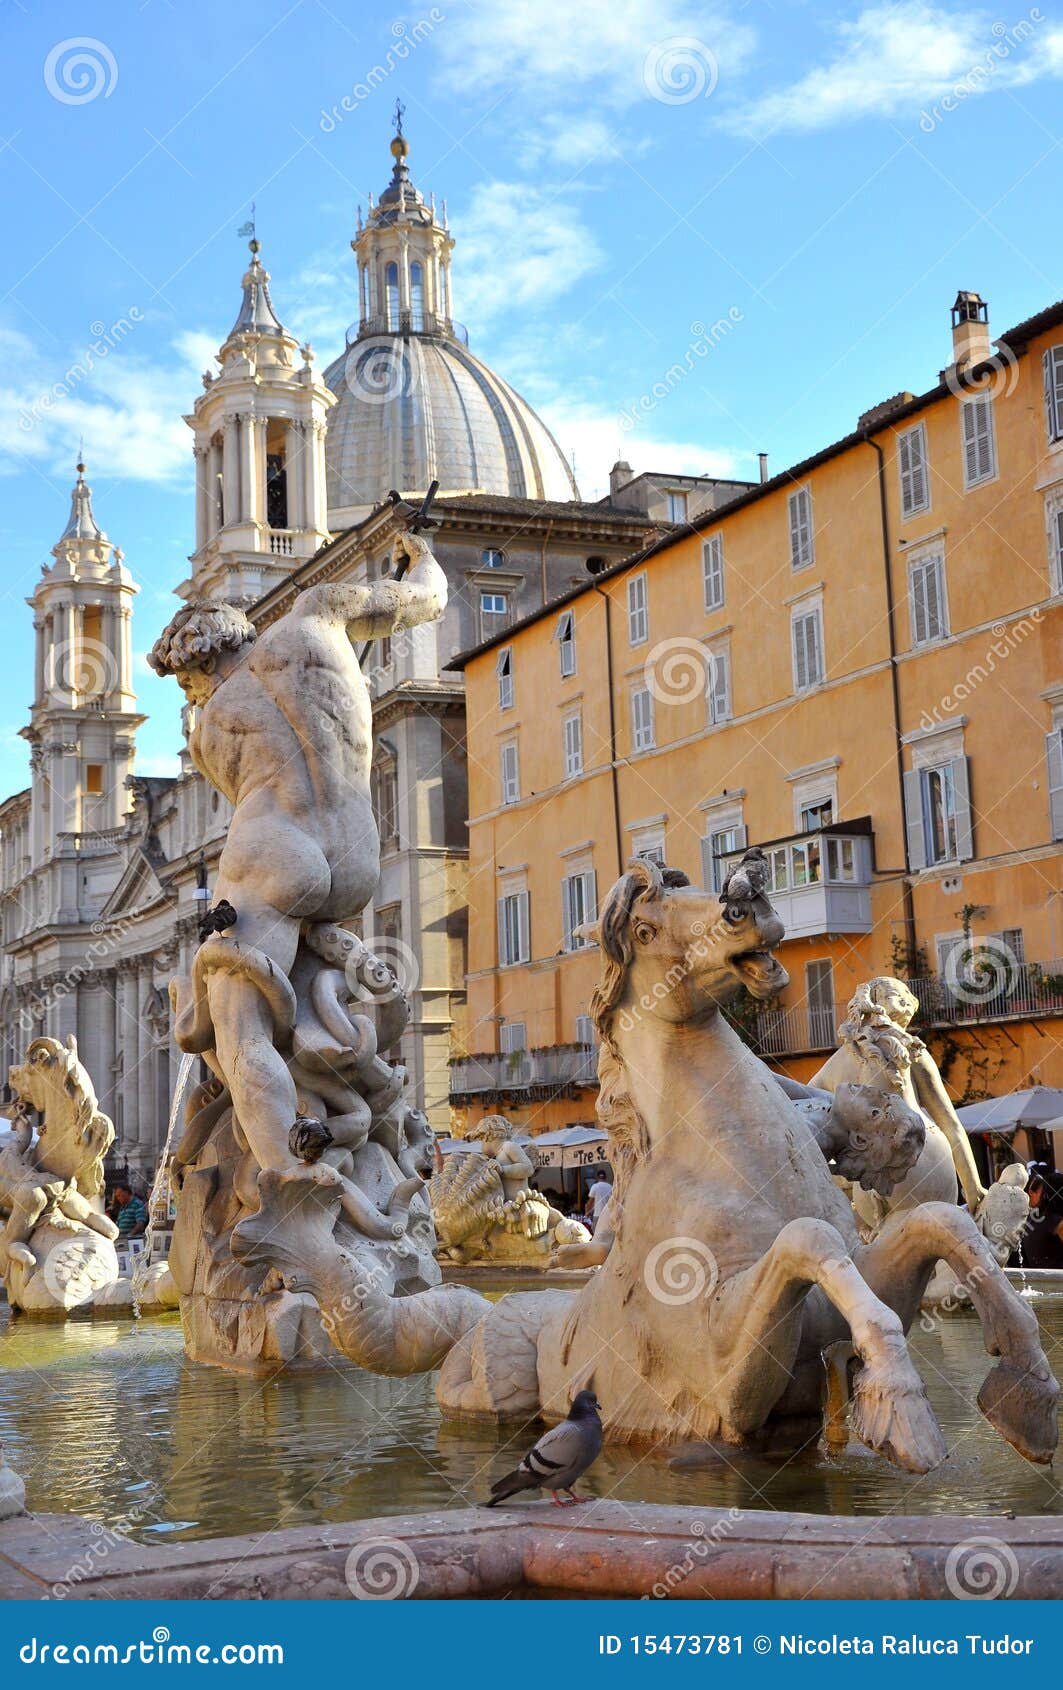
[
  {"left": 725, "top": 4, "right": 1063, "bottom": 136},
  {"left": 538, "top": 398, "right": 751, "bottom": 500},
  {"left": 0, "top": 320, "right": 210, "bottom": 486},
  {"left": 437, "top": 0, "right": 754, "bottom": 108},
  {"left": 452, "top": 186, "right": 604, "bottom": 326}
]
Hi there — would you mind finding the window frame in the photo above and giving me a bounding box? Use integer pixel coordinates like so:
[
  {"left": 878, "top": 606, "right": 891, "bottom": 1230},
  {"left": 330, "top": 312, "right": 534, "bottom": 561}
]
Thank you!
[
  {"left": 791, "top": 601, "right": 825, "bottom": 691},
  {"left": 897, "top": 421, "right": 930, "bottom": 518},
  {"left": 788, "top": 485, "right": 815, "bottom": 571},
  {"left": 630, "top": 684, "right": 656, "bottom": 752},
  {"left": 961, "top": 392, "right": 996, "bottom": 489},
  {"left": 561, "top": 867, "right": 596, "bottom": 951},
  {"left": 702, "top": 532, "right": 725, "bottom": 612},
  {"left": 497, "top": 892, "right": 530, "bottom": 967},
  {"left": 908, "top": 550, "right": 949, "bottom": 647},
  {"left": 626, "top": 573, "right": 649, "bottom": 646},
  {"left": 555, "top": 610, "right": 577, "bottom": 677},
  {"left": 496, "top": 646, "right": 514, "bottom": 711},
  {"left": 500, "top": 740, "right": 520, "bottom": 806},
  {"left": 562, "top": 709, "right": 583, "bottom": 779}
]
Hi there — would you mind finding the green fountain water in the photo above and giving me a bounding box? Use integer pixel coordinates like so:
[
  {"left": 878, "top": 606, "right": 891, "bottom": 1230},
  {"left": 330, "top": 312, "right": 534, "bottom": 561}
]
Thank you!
[{"left": 1, "top": 1291, "right": 1061, "bottom": 1542}]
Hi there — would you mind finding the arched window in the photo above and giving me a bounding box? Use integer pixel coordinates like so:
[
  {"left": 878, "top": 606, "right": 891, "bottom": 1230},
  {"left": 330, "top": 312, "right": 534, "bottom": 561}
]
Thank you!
[
  {"left": 385, "top": 262, "right": 399, "bottom": 331},
  {"left": 360, "top": 265, "right": 370, "bottom": 322},
  {"left": 409, "top": 262, "right": 425, "bottom": 331},
  {"left": 438, "top": 264, "right": 449, "bottom": 323}
]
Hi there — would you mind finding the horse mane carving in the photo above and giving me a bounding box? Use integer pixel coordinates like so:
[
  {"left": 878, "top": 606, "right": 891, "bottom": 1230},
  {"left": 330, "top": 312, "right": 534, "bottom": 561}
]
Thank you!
[
  {"left": 588, "top": 859, "right": 690, "bottom": 1210},
  {"left": 8, "top": 1035, "right": 115, "bottom": 1197}
]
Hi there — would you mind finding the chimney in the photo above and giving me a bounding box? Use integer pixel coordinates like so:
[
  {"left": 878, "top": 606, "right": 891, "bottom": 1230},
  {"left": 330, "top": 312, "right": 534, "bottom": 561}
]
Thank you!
[
  {"left": 609, "top": 458, "right": 632, "bottom": 496},
  {"left": 950, "top": 291, "right": 991, "bottom": 373},
  {"left": 758, "top": 452, "right": 769, "bottom": 484}
]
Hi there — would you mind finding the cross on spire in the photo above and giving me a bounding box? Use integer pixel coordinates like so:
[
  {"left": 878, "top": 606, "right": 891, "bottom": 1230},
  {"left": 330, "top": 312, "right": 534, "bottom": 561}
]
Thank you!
[{"left": 393, "top": 98, "right": 405, "bottom": 136}]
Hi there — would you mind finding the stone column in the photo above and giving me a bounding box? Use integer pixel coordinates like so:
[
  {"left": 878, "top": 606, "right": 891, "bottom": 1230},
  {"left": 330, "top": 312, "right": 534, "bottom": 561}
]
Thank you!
[
  {"left": 222, "top": 415, "right": 239, "bottom": 527},
  {"left": 96, "top": 967, "right": 118, "bottom": 1126},
  {"left": 398, "top": 235, "right": 410, "bottom": 313},
  {"left": 208, "top": 439, "right": 223, "bottom": 534},
  {"left": 193, "top": 445, "right": 208, "bottom": 549},
  {"left": 137, "top": 963, "right": 156, "bottom": 1171},
  {"left": 286, "top": 421, "right": 303, "bottom": 533},
  {"left": 118, "top": 963, "right": 140, "bottom": 1158},
  {"left": 240, "top": 414, "right": 259, "bottom": 525},
  {"left": 33, "top": 619, "right": 45, "bottom": 706}
]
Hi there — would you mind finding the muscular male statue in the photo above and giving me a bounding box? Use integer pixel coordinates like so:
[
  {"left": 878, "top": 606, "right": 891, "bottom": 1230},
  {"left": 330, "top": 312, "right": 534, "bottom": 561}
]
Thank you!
[{"left": 148, "top": 531, "right": 447, "bottom": 1177}]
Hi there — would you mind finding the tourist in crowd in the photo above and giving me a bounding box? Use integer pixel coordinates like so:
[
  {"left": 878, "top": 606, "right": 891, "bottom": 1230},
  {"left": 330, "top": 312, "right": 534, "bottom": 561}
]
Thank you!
[
  {"left": 584, "top": 1172, "right": 613, "bottom": 1231},
  {"left": 111, "top": 1183, "right": 147, "bottom": 1240},
  {"left": 1022, "top": 1168, "right": 1063, "bottom": 1269}
]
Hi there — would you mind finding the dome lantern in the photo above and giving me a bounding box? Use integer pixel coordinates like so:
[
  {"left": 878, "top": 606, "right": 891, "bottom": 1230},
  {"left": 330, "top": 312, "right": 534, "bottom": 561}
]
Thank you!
[{"left": 351, "top": 110, "right": 456, "bottom": 342}]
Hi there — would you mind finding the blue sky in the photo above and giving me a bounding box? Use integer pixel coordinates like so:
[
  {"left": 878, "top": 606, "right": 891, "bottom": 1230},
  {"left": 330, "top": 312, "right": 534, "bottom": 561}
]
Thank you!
[{"left": 2, "top": 0, "right": 1063, "bottom": 793}]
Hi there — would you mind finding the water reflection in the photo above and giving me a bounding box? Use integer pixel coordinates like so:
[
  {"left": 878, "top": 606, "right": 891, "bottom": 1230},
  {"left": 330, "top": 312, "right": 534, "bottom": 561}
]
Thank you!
[{"left": 1, "top": 1296, "right": 1060, "bottom": 1542}]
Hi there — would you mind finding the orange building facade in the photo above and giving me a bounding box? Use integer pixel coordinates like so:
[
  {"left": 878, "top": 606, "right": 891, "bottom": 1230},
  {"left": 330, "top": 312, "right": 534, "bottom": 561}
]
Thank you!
[{"left": 449, "top": 293, "right": 1063, "bottom": 1168}]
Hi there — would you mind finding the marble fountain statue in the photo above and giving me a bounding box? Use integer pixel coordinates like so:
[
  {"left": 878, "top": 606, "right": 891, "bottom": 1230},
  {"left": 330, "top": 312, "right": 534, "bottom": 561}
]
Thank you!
[
  {"left": 142, "top": 529, "right": 1059, "bottom": 1477},
  {"left": 429, "top": 1116, "right": 591, "bottom": 1267}
]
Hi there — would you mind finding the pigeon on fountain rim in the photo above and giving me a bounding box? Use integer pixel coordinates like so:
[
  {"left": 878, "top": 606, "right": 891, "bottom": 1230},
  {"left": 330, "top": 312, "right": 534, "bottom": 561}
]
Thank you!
[{"left": 485, "top": 1391, "right": 603, "bottom": 1508}]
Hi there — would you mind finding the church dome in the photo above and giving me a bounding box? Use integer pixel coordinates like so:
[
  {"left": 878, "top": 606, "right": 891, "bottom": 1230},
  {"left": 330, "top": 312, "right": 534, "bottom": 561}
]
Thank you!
[
  {"left": 323, "top": 332, "right": 578, "bottom": 518},
  {"left": 323, "top": 113, "right": 578, "bottom": 521}
]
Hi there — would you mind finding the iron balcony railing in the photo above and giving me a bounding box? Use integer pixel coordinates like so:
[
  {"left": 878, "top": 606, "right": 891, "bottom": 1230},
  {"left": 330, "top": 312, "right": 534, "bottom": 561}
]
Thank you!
[
  {"left": 449, "top": 1043, "right": 598, "bottom": 1098},
  {"left": 907, "top": 958, "right": 1063, "bottom": 1028},
  {"left": 752, "top": 1003, "right": 838, "bottom": 1058}
]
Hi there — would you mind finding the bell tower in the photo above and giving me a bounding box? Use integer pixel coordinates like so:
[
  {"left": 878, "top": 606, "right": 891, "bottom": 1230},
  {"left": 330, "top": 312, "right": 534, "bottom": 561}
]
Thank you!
[
  {"left": 22, "top": 461, "right": 141, "bottom": 900},
  {"left": 351, "top": 104, "right": 456, "bottom": 342},
  {"left": 181, "top": 234, "right": 336, "bottom": 605}
]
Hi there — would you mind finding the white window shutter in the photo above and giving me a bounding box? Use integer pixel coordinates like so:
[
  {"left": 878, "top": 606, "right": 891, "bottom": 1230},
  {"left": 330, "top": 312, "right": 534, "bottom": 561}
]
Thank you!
[
  {"left": 703, "top": 535, "right": 724, "bottom": 609},
  {"left": 585, "top": 868, "right": 597, "bottom": 925},
  {"left": 1045, "top": 349, "right": 1063, "bottom": 441},
  {"left": 963, "top": 397, "right": 994, "bottom": 485},
  {"left": 1047, "top": 730, "right": 1063, "bottom": 839},
  {"left": 951, "top": 755, "right": 974, "bottom": 861},
  {"left": 709, "top": 648, "right": 729, "bottom": 722},
  {"left": 517, "top": 889, "right": 530, "bottom": 961},
  {"left": 496, "top": 897, "right": 507, "bottom": 964},
  {"left": 789, "top": 488, "right": 813, "bottom": 568},
  {"left": 903, "top": 769, "right": 927, "bottom": 871}
]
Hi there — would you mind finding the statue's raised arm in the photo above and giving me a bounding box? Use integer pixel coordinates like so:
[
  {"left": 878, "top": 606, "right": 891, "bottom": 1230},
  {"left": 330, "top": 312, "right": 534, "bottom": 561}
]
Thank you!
[{"left": 296, "top": 531, "right": 447, "bottom": 644}]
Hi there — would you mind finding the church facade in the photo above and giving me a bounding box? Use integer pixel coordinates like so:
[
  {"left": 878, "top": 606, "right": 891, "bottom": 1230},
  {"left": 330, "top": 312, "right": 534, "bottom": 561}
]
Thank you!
[{"left": 0, "top": 122, "right": 749, "bottom": 1172}]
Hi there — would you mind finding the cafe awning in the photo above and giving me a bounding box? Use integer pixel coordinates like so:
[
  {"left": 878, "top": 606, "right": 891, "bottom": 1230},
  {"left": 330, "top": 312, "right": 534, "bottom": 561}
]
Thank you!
[
  {"left": 527, "top": 1125, "right": 609, "bottom": 1170},
  {"left": 956, "top": 1087, "right": 1063, "bottom": 1135}
]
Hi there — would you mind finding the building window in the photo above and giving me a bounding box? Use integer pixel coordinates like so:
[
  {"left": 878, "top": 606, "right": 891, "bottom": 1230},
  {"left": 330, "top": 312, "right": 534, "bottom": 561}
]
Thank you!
[
  {"left": 961, "top": 394, "right": 996, "bottom": 487},
  {"left": 562, "top": 711, "right": 583, "bottom": 778},
  {"left": 1044, "top": 345, "right": 1063, "bottom": 442},
  {"left": 898, "top": 422, "right": 930, "bottom": 517},
  {"left": 1046, "top": 727, "right": 1063, "bottom": 839},
  {"left": 627, "top": 573, "right": 648, "bottom": 645},
  {"left": 924, "top": 764, "right": 958, "bottom": 863},
  {"left": 631, "top": 686, "right": 655, "bottom": 752},
  {"left": 480, "top": 591, "right": 508, "bottom": 638},
  {"left": 500, "top": 1020, "right": 528, "bottom": 1075},
  {"left": 909, "top": 552, "right": 948, "bottom": 646},
  {"left": 636, "top": 840, "right": 665, "bottom": 865},
  {"left": 497, "top": 890, "right": 530, "bottom": 967},
  {"left": 702, "top": 533, "right": 724, "bottom": 611},
  {"left": 481, "top": 548, "right": 506, "bottom": 568},
  {"left": 703, "top": 824, "right": 744, "bottom": 894},
  {"left": 497, "top": 647, "right": 514, "bottom": 711},
  {"left": 805, "top": 958, "right": 836, "bottom": 1049},
  {"left": 481, "top": 591, "right": 507, "bottom": 615},
  {"left": 555, "top": 610, "right": 576, "bottom": 677},
  {"left": 707, "top": 645, "right": 730, "bottom": 725},
  {"left": 666, "top": 490, "right": 688, "bottom": 522},
  {"left": 1049, "top": 504, "right": 1063, "bottom": 594},
  {"left": 788, "top": 486, "right": 814, "bottom": 570},
  {"left": 409, "top": 261, "right": 425, "bottom": 331},
  {"left": 371, "top": 752, "right": 399, "bottom": 848},
  {"left": 385, "top": 261, "right": 399, "bottom": 331},
  {"left": 575, "top": 1013, "right": 594, "bottom": 1046},
  {"left": 562, "top": 868, "right": 597, "bottom": 951},
  {"left": 799, "top": 796, "right": 834, "bottom": 832},
  {"left": 904, "top": 752, "right": 972, "bottom": 868},
  {"left": 85, "top": 763, "right": 103, "bottom": 795},
  {"left": 500, "top": 741, "right": 520, "bottom": 806},
  {"left": 791, "top": 603, "right": 824, "bottom": 690}
]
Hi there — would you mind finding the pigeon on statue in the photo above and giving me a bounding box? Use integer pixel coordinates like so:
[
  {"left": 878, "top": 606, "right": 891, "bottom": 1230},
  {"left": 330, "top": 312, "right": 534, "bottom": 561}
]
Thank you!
[
  {"left": 485, "top": 1391, "right": 603, "bottom": 1508},
  {"left": 719, "top": 847, "right": 769, "bottom": 903}
]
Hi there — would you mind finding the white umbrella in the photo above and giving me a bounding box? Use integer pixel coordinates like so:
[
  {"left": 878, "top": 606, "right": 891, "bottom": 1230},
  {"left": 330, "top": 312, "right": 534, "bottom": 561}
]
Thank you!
[{"left": 957, "top": 1087, "right": 1063, "bottom": 1134}]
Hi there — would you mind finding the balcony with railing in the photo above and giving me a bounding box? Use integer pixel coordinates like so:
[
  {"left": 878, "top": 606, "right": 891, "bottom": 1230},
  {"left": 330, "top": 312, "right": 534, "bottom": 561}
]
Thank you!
[
  {"left": 717, "top": 819, "right": 874, "bottom": 940},
  {"left": 908, "top": 958, "right": 1063, "bottom": 1029},
  {"left": 345, "top": 315, "right": 469, "bottom": 346},
  {"left": 449, "top": 1043, "right": 598, "bottom": 1102},
  {"left": 751, "top": 1002, "right": 838, "bottom": 1058}
]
